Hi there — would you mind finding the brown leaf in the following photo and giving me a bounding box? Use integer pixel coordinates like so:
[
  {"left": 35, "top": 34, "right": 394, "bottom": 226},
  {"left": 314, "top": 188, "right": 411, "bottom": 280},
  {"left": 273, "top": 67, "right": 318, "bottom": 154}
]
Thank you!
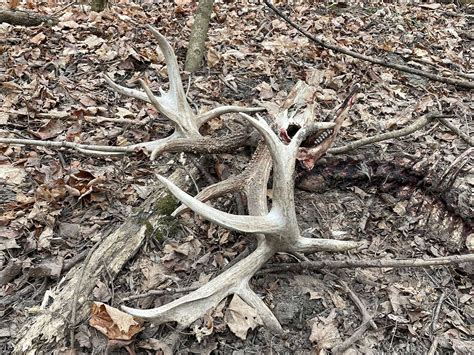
[
  {"left": 89, "top": 302, "right": 143, "bottom": 341},
  {"left": 224, "top": 295, "right": 263, "bottom": 340},
  {"left": 30, "top": 33, "right": 46, "bottom": 45},
  {"left": 26, "top": 257, "right": 64, "bottom": 278},
  {"left": 138, "top": 339, "right": 172, "bottom": 355},
  {"left": 29, "top": 119, "right": 65, "bottom": 140},
  {"left": 207, "top": 48, "right": 220, "bottom": 67},
  {"left": 309, "top": 309, "right": 341, "bottom": 349}
]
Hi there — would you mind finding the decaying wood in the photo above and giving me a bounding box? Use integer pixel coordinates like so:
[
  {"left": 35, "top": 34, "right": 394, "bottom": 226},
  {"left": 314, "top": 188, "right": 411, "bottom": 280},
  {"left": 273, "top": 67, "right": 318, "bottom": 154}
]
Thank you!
[
  {"left": 0, "top": 9, "right": 58, "bottom": 26},
  {"left": 14, "top": 168, "right": 194, "bottom": 354},
  {"left": 261, "top": 254, "right": 474, "bottom": 274}
]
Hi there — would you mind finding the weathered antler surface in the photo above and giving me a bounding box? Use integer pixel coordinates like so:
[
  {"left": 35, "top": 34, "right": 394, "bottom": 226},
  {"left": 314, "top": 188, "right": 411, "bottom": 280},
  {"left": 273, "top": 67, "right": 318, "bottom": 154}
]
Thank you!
[{"left": 122, "top": 107, "right": 361, "bottom": 330}]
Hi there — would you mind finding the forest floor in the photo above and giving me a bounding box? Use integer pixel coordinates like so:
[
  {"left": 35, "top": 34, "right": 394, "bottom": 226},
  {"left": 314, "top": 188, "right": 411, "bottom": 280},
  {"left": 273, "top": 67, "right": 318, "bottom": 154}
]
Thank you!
[{"left": 1, "top": 1, "right": 473, "bottom": 354}]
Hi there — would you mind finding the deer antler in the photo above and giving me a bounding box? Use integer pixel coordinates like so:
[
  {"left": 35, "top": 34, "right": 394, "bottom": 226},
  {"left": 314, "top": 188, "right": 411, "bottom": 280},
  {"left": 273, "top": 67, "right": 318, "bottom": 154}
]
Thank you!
[
  {"left": 121, "top": 105, "right": 361, "bottom": 330},
  {"left": 99, "top": 25, "right": 264, "bottom": 159},
  {"left": 0, "top": 27, "right": 262, "bottom": 158}
]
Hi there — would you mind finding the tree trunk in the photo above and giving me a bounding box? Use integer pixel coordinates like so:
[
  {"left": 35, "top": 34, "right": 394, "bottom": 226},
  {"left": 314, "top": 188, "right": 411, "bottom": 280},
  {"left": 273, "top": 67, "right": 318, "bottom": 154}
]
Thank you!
[
  {"left": 185, "top": 0, "right": 214, "bottom": 72},
  {"left": 14, "top": 168, "right": 194, "bottom": 353}
]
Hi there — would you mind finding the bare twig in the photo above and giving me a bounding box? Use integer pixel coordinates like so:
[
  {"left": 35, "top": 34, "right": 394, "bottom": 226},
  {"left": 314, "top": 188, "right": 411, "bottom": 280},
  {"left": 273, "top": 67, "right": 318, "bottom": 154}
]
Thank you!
[
  {"left": 332, "top": 281, "right": 377, "bottom": 354},
  {"left": 427, "top": 336, "right": 440, "bottom": 355},
  {"left": 0, "top": 137, "right": 137, "bottom": 155},
  {"left": 436, "top": 117, "right": 474, "bottom": 146},
  {"left": 261, "top": 253, "right": 474, "bottom": 273},
  {"left": 430, "top": 291, "right": 446, "bottom": 333},
  {"left": 1, "top": 109, "right": 152, "bottom": 125},
  {"left": 263, "top": 0, "right": 474, "bottom": 89}
]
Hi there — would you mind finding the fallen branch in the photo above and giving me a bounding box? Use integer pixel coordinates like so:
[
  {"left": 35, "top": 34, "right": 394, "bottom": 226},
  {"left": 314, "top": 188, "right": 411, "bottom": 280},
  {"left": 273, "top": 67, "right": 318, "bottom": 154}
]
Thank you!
[
  {"left": 261, "top": 253, "right": 474, "bottom": 274},
  {"left": 0, "top": 132, "right": 251, "bottom": 157},
  {"left": 1, "top": 109, "right": 153, "bottom": 126},
  {"left": 436, "top": 117, "right": 474, "bottom": 146},
  {"left": 263, "top": 1, "right": 474, "bottom": 89},
  {"left": 329, "top": 114, "right": 451, "bottom": 155}
]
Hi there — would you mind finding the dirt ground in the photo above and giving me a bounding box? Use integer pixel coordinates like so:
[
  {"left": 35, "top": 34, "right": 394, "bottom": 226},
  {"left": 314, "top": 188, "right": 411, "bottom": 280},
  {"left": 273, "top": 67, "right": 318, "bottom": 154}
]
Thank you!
[{"left": 0, "top": 1, "right": 472, "bottom": 354}]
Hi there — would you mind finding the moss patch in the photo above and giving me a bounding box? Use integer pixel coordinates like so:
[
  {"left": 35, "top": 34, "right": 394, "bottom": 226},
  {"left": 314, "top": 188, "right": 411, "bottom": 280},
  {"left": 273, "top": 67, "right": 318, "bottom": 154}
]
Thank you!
[{"left": 154, "top": 194, "right": 178, "bottom": 216}]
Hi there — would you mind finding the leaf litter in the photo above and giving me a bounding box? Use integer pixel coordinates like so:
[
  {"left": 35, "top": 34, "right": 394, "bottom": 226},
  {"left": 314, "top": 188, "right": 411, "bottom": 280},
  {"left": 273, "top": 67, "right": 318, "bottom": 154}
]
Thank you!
[{"left": 0, "top": 1, "right": 473, "bottom": 353}]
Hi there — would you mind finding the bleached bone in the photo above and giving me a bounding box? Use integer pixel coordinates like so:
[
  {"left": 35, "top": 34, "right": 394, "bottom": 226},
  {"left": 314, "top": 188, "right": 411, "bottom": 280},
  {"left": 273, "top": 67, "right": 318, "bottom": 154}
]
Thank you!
[{"left": 122, "top": 111, "right": 360, "bottom": 330}]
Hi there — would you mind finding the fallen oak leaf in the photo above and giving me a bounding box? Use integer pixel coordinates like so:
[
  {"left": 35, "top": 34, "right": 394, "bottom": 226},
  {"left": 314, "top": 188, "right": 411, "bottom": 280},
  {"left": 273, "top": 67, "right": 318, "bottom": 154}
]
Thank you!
[
  {"left": 90, "top": 302, "right": 143, "bottom": 341},
  {"left": 224, "top": 295, "right": 263, "bottom": 340}
]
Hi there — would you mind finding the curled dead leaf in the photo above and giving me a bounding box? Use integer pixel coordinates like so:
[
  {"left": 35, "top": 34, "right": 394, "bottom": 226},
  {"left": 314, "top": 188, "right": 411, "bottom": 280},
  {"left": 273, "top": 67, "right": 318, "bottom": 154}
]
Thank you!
[{"left": 89, "top": 302, "right": 143, "bottom": 341}]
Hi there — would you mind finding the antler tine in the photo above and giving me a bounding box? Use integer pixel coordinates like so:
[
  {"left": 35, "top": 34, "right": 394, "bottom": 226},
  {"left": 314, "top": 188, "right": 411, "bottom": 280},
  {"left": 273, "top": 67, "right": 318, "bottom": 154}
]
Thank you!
[
  {"left": 198, "top": 106, "right": 266, "bottom": 126},
  {"left": 158, "top": 175, "right": 284, "bottom": 234},
  {"left": 139, "top": 79, "right": 186, "bottom": 132},
  {"left": 103, "top": 73, "right": 150, "bottom": 103},
  {"left": 146, "top": 25, "right": 190, "bottom": 113},
  {"left": 238, "top": 113, "right": 284, "bottom": 162}
]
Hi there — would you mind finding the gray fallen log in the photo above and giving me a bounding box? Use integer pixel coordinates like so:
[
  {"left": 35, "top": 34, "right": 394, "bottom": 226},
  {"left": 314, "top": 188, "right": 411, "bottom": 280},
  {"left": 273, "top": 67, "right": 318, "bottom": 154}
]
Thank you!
[{"left": 0, "top": 9, "right": 58, "bottom": 27}]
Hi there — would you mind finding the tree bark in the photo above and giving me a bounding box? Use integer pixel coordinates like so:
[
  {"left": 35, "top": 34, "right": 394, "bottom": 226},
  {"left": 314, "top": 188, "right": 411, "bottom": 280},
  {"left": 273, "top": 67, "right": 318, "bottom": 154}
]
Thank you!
[
  {"left": 0, "top": 9, "right": 58, "bottom": 26},
  {"left": 14, "top": 168, "right": 194, "bottom": 354},
  {"left": 185, "top": 0, "right": 214, "bottom": 72}
]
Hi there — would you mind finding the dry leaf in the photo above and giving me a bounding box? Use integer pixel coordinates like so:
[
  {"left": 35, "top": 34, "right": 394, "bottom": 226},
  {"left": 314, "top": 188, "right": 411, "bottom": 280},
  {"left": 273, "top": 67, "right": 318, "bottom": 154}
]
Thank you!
[
  {"left": 309, "top": 309, "right": 341, "bottom": 349},
  {"left": 30, "top": 33, "right": 46, "bottom": 45},
  {"left": 224, "top": 295, "right": 263, "bottom": 340},
  {"left": 89, "top": 302, "right": 143, "bottom": 340},
  {"left": 207, "top": 48, "right": 220, "bottom": 67},
  {"left": 0, "top": 235, "right": 20, "bottom": 251},
  {"left": 29, "top": 119, "right": 65, "bottom": 140},
  {"left": 0, "top": 165, "right": 26, "bottom": 185}
]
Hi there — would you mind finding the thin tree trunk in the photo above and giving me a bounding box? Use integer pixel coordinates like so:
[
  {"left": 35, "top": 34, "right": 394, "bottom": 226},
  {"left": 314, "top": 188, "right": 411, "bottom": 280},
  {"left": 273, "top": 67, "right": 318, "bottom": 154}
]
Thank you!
[{"left": 185, "top": 0, "right": 214, "bottom": 72}]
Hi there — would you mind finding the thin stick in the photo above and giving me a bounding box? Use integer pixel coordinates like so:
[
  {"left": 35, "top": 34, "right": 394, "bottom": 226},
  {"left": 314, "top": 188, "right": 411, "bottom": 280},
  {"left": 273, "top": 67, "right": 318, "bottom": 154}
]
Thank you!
[
  {"left": 1, "top": 109, "right": 152, "bottom": 125},
  {"left": 430, "top": 291, "right": 446, "bottom": 333},
  {"left": 332, "top": 281, "right": 377, "bottom": 353},
  {"left": 329, "top": 114, "right": 451, "bottom": 155},
  {"left": 436, "top": 117, "right": 474, "bottom": 146},
  {"left": 0, "top": 137, "right": 135, "bottom": 154},
  {"left": 261, "top": 253, "right": 474, "bottom": 273},
  {"left": 263, "top": 1, "right": 474, "bottom": 89}
]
